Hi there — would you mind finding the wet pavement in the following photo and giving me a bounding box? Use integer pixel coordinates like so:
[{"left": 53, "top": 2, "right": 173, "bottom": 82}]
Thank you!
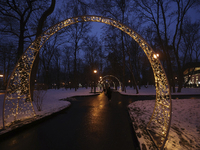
[
  {"left": 0, "top": 91, "right": 141, "bottom": 150},
  {"left": 0, "top": 90, "right": 200, "bottom": 150}
]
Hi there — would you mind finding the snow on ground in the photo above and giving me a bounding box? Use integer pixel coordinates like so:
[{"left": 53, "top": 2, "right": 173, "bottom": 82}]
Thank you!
[
  {"left": 0, "top": 87, "right": 99, "bottom": 132},
  {"left": 125, "top": 86, "right": 200, "bottom": 150},
  {"left": 0, "top": 86, "right": 200, "bottom": 150},
  {"left": 120, "top": 85, "right": 200, "bottom": 95},
  {"left": 34, "top": 87, "right": 100, "bottom": 115},
  {"left": 32, "top": 88, "right": 100, "bottom": 119}
]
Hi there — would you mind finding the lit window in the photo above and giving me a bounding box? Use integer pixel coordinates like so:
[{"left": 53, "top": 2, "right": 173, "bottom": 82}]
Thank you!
[{"left": 192, "top": 77, "right": 194, "bottom": 83}]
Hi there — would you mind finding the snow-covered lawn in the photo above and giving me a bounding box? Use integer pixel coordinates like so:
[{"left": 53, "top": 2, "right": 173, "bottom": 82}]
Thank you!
[
  {"left": 0, "top": 86, "right": 199, "bottom": 150},
  {"left": 0, "top": 87, "right": 99, "bottom": 132},
  {"left": 124, "top": 86, "right": 200, "bottom": 150},
  {"left": 120, "top": 85, "right": 200, "bottom": 95}
]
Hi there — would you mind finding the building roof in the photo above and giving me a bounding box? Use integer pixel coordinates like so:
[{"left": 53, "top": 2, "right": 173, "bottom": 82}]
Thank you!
[{"left": 183, "top": 62, "right": 200, "bottom": 75}]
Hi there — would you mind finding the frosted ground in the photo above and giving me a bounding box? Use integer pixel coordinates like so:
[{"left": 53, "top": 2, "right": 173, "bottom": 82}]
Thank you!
[
  {"left": 0, "top": 88, "right": 99, "bottom": 130},
  {"left": 0, "top": 86, "right": 200, "bottom": 149},
  {"left": 121, "top": 86, "right": 200, "bottom": 150}
]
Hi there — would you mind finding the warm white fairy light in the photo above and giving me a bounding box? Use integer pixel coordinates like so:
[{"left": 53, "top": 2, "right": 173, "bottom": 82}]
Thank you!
[{"left": 3, "top": 15, "right": 171, "bottom": 150}]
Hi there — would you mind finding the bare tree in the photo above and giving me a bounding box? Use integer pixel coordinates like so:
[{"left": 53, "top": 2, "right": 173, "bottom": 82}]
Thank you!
[
  {"left": 126, "top": 51, "right": 139, "bottom": 94},
  {"left": 62, "top": 47, "right": 73, "bottom": 88},
  {"left": 94, "top": 0, "right": 131, "bottom": 91},
  {"left": 61, "top": 0, "right": 91, "bottom": 91},
  {"left": 0, "top": 0, "right": 49, "bottom": 60},
  {"left": 40, "top": 36, "right": 58, "bottom": 87},
  {"left": 171, "top": 0, "right": 200, "bottom": 92},
  {"left": 82, "top": 36, "right": 100, "bottom": 70},
  {"left": 101, "top": 26, "right": 124, "bottom": 82},
  {"left": 30, "top": 0, "right": 56, "bottom": 100},
  {"left": 132, "top": 0, "right": 200, "bottom": 92},
  {"left": 181, "top": 19, "right": 200, "bottom": 86},
  {"left": 33, "top": 83, "right": 48, "bottom": 111},
  {"left": 181, "top": 19, "right": 200, "bottom": 64},
  {"left": 0, "top": 42, "right": 16, "bottom": 88}
]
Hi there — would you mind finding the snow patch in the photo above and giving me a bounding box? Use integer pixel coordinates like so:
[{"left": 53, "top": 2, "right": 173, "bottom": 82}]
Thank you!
[{"left": 128, "top": 99, "right": 200, "bottom": 150}]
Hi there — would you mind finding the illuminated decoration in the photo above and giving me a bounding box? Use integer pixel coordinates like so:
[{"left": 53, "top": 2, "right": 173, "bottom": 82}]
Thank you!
[
  {"left": 102, "top": 75, "right": 122, "bottom": 91},
  {"left": 3, "top": 15, "right": 171, "bottom": 149}
]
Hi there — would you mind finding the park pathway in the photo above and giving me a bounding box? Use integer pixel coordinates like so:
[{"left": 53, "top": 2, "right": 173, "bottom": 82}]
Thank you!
[{"left": 0, "top": 91, "right": 140, "bottom": 150}]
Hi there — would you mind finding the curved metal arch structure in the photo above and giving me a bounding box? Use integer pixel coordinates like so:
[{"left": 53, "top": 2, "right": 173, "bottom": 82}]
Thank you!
[
  {"left": 3, "top": 15, "right": 171, "bottom": 149},
  {"left": 101, "top": 75, "right": 122, "bottom": 91}
]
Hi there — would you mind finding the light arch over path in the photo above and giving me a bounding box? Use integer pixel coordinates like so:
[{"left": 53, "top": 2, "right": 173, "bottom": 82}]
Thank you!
[
  {"left": 101, "top": 75, "right": 122, "bottom": 91},
  {"left": 3, "top": 15, "right": 171, "bottom": 149}
]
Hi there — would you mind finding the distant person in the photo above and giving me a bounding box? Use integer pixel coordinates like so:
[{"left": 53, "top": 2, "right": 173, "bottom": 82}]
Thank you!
[{"left": 106, "top": 87, "right": 112, "bottom": 101}]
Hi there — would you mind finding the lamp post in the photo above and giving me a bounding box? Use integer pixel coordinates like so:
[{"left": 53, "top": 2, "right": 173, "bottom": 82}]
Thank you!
[
  {"left": 99, "top": 76, "right": 102, "bottom": 91},
  {"left": 153, "top": 53, "right": 159, "bottom": 59},
  {"left": 100, "top": 76, "right": 102, "bottom": 80},
  {"left": 128, "top": 79, "right": 131, "bottom": 87},
  {"left": 94, "top": 70, "right": 97, "bottom": 93},
  {"left": 0, "top": 74, "right": 3, "bottom": 90}
]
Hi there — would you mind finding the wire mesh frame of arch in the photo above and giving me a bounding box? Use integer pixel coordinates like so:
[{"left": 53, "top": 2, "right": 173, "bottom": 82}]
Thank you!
[
  {"left": 2, "top": 15, "right": 171, "bottom": 149},
  {"left": 102, "top": 75, "right": 122, "bottom": 91}
]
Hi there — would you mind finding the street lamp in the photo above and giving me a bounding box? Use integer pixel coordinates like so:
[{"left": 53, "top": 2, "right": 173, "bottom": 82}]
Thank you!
[
  {"left": 99, "top": 76, "right": 103, "bottom": 91},
  {"left": 0, "top": 74, "right": 3, "bottom": 90},
  {"left": 93, "top": 70, "right": 97, "bottom": 93},
  {"left": 94, "top": 70, "right": 97, "bottom": 74},
  {"left": 153, "top": 53, "right": 159, "bottom": 59}
]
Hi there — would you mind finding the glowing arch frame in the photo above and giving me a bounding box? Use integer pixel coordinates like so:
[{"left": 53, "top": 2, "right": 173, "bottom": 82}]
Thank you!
[
  {"left": 101, "top": 75, "right": 122, "bottom": 91},
  {"left": 3, "top": 15, "right": 172, "bottom": 149}
]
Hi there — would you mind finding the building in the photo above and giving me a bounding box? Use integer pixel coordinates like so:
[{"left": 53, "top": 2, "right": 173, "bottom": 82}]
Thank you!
[{"left": 183, "top": 62, "right": 200, "bottom": 87}]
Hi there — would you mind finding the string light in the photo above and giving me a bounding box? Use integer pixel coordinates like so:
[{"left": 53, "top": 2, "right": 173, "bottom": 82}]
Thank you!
[{"left": 3, "top": 15, "right": 171, "bottom": 150}]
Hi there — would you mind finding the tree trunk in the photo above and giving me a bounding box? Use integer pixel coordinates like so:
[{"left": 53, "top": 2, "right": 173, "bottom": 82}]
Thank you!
[
  {"left": 126, "top": 50, "right": 139, "bottom": 94},
  {"left": 177, "top": 70, "right": 183, "bottom": 92},
  {"left": 74, "top": 48, "right": 77, "bottom": 91},
  {"left": 157, "top": 1, "right": 176, "bottom": 93},
  {"left": 17, "top": 19, "right": 25, "bottom": 61},
  {"left": 176, "top": 52, "right": 183, "bottom": 92},
  {"left": 30, "top": 0, "right": 55, "bottom": 101},
  {"left": 126, "top": 64, "right": 139, "bottom": 94},
  {"left": 121, "top": 31, "right": 125, "bottom": 91},
  {"left": 74, "top": 24, "right": 78, "bottom": 91},
  {"left": 166, "top": 51, "right": 176, "bottom": 93}
]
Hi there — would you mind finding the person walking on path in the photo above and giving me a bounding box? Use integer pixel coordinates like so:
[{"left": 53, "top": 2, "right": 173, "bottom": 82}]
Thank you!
[{"left": 106, "top": 87, "right": 112, "bottom": 101}]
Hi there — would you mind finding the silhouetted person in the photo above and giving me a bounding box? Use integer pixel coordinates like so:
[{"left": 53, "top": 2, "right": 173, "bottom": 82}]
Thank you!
[{"left": 106, "top": 87, "right": 112, "bottom": 101}]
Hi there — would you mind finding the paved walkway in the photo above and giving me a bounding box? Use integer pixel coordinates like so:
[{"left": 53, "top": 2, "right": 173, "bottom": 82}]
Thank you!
[{"left": 0, "top": 91, "right": 140, "bottom": 150}]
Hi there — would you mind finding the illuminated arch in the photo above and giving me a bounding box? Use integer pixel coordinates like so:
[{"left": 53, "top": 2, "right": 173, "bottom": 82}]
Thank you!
[
  {"left": 101, "top": 75, "right": 122, "bottom": 91},
  {"left": 3, "top": 15, "right": 171, "bottom": 149}
]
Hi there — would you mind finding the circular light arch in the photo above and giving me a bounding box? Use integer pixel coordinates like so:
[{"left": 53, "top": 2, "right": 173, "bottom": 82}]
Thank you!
[
  {"left": 3, "top": 15, "right": 171, "bottom": 149},
  {"left": 101, "top": 75, "right": 122, "bottom": 91}
]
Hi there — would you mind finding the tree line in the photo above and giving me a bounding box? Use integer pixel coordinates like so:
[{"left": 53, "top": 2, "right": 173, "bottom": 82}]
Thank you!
[{"left": 0, "top": 0, "right": 200, "bottom": 93}]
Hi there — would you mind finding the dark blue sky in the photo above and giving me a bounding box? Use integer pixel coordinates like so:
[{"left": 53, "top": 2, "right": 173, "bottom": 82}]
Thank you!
[{"left": 54, "top": 0, "right": 200, "bottom": 41}]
